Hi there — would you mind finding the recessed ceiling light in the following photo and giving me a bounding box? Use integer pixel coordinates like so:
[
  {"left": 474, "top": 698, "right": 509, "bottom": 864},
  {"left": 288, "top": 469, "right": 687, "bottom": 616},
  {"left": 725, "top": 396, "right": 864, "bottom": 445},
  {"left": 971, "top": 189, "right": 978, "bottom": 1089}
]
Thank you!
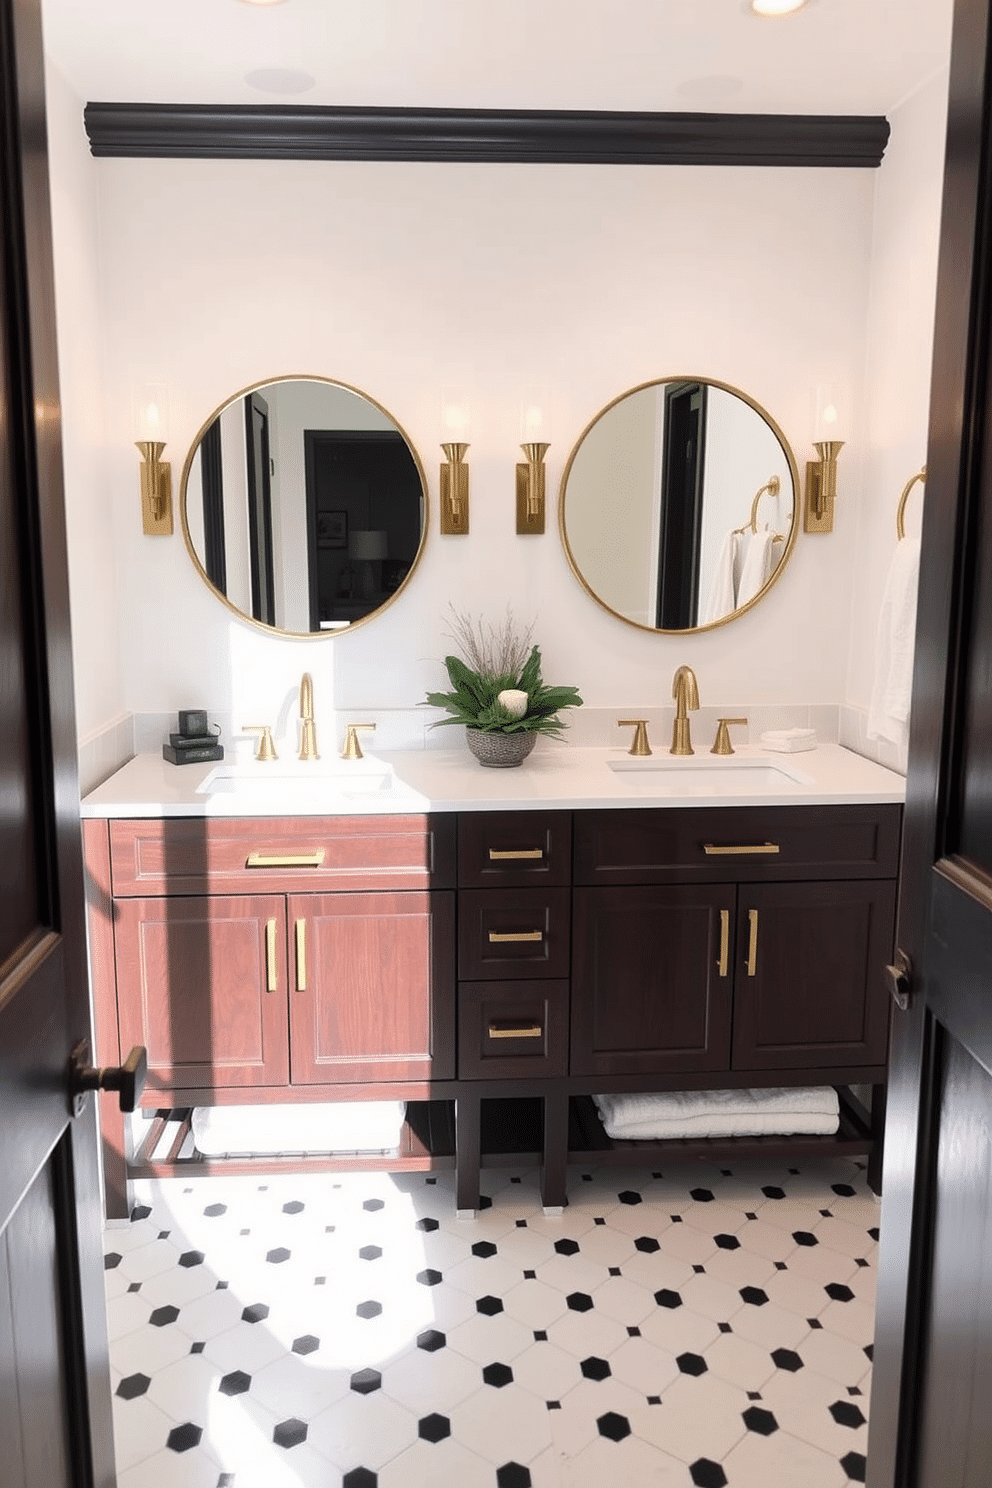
[{"left": 750, "top": 0, "right": 810, "bottom": 15}]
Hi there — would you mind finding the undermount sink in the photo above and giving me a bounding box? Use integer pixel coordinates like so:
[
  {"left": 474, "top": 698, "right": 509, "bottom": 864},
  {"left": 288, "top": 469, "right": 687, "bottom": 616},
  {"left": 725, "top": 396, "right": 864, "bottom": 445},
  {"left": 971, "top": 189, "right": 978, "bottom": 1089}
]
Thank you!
[
  {"left": 197, "top": 760, "right": 414, "bottom": 803},
  {"left": 607, "top": 754, "right": 813, "bottom": 794}
]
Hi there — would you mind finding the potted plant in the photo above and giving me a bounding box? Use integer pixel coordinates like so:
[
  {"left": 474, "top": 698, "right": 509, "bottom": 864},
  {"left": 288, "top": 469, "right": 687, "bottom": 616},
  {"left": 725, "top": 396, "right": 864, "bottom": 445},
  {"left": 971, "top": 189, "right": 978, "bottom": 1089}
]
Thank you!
[{"left": 425, "top": 609, "right": 583, "bottom": 767}]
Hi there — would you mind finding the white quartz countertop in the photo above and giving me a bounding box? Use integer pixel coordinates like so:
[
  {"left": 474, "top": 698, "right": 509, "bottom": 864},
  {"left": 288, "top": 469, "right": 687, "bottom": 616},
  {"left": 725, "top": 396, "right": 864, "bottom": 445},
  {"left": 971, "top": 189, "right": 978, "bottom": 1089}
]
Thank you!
[{"left": 79, "top": 742, "right": 906, "bottom": 819}]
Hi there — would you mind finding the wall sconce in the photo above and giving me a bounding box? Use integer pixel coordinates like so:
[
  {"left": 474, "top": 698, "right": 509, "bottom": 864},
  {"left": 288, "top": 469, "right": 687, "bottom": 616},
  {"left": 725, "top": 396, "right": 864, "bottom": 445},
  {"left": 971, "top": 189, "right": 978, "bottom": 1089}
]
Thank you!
[
  {"left": 135, "top": 384, "right": 173, "bottom": 536},
  {"left": 804, "top": 384, "right": 845, "bottom": 534},
  {"left": 516, "top": 395, "right": 550, "bottom": 535},
  {"left": 440, "top": 399, "right": 470, "bottom": 535}
]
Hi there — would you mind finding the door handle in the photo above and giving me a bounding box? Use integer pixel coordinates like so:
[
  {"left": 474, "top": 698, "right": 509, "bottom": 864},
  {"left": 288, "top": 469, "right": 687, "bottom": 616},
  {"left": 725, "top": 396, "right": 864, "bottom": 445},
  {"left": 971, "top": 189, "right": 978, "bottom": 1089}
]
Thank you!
[
  {"left": 295, "top": 918, "right": 307, "bottom": 992},
  {"left": 488, "top": 930, "right": 544, "bottom": 943},
  {"left": 246, "top": 850, "right": 326, "bottom": 869},
  {"left": 265, "top": 918, "right": 278, "bottom": 992},
  {"left": 746, "top": 909, "right": 759, "bottom": 977},
  {"left": 70, "top": 1041, "right": 147, "bottom": 1117},
  {"left": 488, "top": 848, "right": 544, "bottom": 861},
  {"left": 487, "top": 1023, "right": 543, "bottom": 1039},
  {"left": 718, "top": 909, "right": 730, "bottom": 978},
  {"left": 703, "top": 842, "right": 780, "bottom": 856},
  {"left": 885, "top": 948, "right": 912, "bottom": 1012}
]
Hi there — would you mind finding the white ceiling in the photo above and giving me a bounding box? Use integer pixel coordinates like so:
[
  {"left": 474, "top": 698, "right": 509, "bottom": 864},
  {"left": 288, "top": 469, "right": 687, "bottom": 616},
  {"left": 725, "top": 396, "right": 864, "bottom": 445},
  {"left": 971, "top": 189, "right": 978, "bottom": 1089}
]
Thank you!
[{"left": 41, "top": 0, "right": 953, "bottom": 117}]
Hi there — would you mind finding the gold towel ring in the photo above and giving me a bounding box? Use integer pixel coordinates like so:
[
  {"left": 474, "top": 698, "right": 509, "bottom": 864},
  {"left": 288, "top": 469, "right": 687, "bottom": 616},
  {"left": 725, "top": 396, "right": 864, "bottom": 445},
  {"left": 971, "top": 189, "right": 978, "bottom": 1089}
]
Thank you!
[
  {"left": 734, "top": 474, "right": 783, "bottom": 537},
  {"left": 896, "top": 466, "right": 926, "bottom": 540}
]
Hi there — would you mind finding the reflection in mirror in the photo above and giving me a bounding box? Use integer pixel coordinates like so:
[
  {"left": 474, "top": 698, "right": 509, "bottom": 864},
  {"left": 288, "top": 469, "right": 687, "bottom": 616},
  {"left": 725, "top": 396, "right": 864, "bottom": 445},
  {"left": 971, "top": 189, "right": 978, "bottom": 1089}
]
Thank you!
[
  {"left": 560, "top": 379, "right": 798, "bottom": 634},
  {"left": 182, "top": 378, "right": 427, "bottom": 635}
]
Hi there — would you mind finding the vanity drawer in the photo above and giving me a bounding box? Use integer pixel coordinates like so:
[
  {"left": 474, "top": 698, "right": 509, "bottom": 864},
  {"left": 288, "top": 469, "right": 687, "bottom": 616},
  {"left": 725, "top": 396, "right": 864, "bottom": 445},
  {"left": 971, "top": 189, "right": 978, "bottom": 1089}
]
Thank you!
[
  {"left": 457, "top": 811, "right": 571, "bottom": 888},
  {"left": 108, "top": 815, "right": 457, "bottom": 896},
  {"left": 458, "top": 887, "right": 571, "bottom": 979},
  {"left": 573, "top": 804, "right": 902, "bottom": 885},
  {"left": 458, "top": 979, "right": 569, "bottom": 1079}
]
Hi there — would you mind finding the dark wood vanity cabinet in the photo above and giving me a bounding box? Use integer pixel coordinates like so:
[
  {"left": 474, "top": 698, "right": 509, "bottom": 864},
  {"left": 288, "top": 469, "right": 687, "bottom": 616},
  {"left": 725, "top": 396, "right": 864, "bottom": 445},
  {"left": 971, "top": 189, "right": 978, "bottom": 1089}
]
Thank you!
[{"left": 571, "top": 806, "right": 900, "bottom": 1083}]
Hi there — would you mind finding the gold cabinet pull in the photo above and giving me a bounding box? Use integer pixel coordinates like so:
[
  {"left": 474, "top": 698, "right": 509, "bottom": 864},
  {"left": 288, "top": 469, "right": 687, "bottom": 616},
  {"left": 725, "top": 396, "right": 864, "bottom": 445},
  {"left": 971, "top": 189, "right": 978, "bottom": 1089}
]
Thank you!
[
  {"left": 718, "top": 909, "right": 730, "bottom": 978},
  {"left": 488, "top": 847, "right": 544, "bottom": 861},
  {"left": 703, "top": 842, "right": 780, "bottom": 856},
  {"left": 747, "top": 909, "right": 759, "bottom": 977},
  {"left": 295, "top": 918, "right": 307, "bottom": 992},
  {"left": 488, "top": 930, "right": 544, "bottom": 943},
  {"left": 246, "top": 850, "right": 326, "bottom": 869},
  {"left": 488, "top": 1022, "right": 543, "bottom": 1039},
  {"left": 265, "top": 918, "right": 278, "bottom": 992}
]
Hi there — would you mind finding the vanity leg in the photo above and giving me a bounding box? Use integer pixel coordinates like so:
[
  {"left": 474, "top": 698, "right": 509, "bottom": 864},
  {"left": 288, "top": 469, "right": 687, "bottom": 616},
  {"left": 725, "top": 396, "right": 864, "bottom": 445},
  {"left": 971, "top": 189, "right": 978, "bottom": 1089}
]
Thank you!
[
  {"left": 867, "top": 1082, "right": 887, "bottom": 1195},
  {"left": 541, "top": 1092, "right": 569, "bottom": 1215},
  {"left": 455, "top": 1093, "right": 482, "bottom": 1218}
]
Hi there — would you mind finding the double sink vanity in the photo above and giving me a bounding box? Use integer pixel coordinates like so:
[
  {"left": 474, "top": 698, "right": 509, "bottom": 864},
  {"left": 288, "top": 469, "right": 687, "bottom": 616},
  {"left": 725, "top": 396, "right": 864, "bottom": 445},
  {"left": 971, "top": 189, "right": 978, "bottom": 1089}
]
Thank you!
[{"left": 81, "top": 731, "right": 904, "bottom": 1219}]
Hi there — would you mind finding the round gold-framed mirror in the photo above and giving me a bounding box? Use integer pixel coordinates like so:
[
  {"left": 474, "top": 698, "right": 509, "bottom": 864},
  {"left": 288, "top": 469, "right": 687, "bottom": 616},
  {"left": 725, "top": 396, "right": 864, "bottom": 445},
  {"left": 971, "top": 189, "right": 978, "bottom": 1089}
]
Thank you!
[
  {"left": 559, "top": 376, "right": 799, "bottom": 635},
  {"left": 180, "top": 375, "right": 428, "bottom": 636}
]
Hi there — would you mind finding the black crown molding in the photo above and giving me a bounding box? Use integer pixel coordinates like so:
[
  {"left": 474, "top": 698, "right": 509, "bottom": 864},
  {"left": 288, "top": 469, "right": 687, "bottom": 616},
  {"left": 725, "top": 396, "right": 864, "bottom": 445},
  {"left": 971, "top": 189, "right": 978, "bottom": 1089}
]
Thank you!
[{"left": 83, "top": 103, "right": 890, "bottom": 168}]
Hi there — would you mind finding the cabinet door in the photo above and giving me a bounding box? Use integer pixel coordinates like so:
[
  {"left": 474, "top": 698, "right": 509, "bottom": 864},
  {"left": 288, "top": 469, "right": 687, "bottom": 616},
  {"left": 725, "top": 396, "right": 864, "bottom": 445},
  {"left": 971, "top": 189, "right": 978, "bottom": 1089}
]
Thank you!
[
  {"left": 571, "top": 885, "right": 735, "bottom": 1077},
  {"left": 732, "top": 880, "right": 896, "bottom": 1070},
  {"left": 288, "top": 891, "right": 455, "bottom": 1084},
  {"left": 115, "top": 895, "right": 289, "bottom": 1091}
]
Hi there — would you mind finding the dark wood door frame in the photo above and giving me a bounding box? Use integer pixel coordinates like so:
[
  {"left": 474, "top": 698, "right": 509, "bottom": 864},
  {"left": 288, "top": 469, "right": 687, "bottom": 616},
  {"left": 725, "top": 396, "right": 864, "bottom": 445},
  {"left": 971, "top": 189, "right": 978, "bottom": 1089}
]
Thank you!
[
  {"left": 244, "top": 390, "right": 275, "bottom": 626},
  {"left": 868, "top": 0, "right": 992, "bottom": 1482},
  {"left": 0, "top": 0, "right": 115, "bottom": 1480}
]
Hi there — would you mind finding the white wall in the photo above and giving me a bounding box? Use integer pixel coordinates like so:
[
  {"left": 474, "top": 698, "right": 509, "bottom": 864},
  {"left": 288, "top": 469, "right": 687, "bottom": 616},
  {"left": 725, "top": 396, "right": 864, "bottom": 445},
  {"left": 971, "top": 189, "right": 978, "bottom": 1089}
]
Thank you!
[
  {"left": 56, "top": 149, "right": 877, "bottom": 749},
  {"left": 844, "top": 68, "right": 950, "bottom": 769},
  {"left": 43, "top": 62, "right": 129, "bottom": 782}
]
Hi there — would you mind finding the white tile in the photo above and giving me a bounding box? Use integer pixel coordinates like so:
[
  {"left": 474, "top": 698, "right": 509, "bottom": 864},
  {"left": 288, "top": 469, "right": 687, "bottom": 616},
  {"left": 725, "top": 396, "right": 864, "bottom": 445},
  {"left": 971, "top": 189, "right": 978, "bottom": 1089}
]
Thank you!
[
  {"left": 511, "top": 1340, "right": 585, "bottom": 1400},
  {"left": 146, "top": 1353, "right": 222, "bottom": 1424},
  {"left": 378, "top": 1436, "right": 495, "bottom": 1487},
  {"left": 308, "top": 1388, "right": 418, "bottom": 1470},
  {"left": 138, "top": 1261, "right": 220, "bottom": 1308},
  {"left": 704, "top": 1243, "right": 778, "bottom": 1289},
  {"left": 616, "top": 1245, "right": 695, "bottom": 1292},
  {"left": 722, "top": 1425, "right": 849, "bottom": 1487},
  {"left": 560, "top": 1432, "right": 686, "bottom": 1488},
  {"left": 452, "top": 1382, "right": 555, "bottom": 1464},
  {"left": 608, "top": 1335, "right": 681, "bottom": 1395},
  {"left": 545, "top": 1306, "right": 630, "bottom": 1360},
  {"left": 774, "top": 1326, "right": 871, "bottom": 1386},
  {"left": 446, "top": 1308, "right": 537, "bottom": 1365},
  {"left": 501, "top": 1277, "right": 571, "bottom": 1330},
  {"left": 727, "top": 1299, "right": 812, "bottom": 1351},
  {"left": 736, "top": 1217, "right": 800, "bottom": 1262},
  {"left": 380, "top": 1345, "right": 485, "bottom": 1413},
  {"left": 814, "top": 1215, "right": 878, "bottom": 1259},
  {"left": 114, "top": 1446, "right": 225, "bottom": 1488},
  {"left": 118, "top": 1237, "right": 183, "bottom": 1283},
  {"left": 703, "top": 1331, "right": 779, "bottom": 1391},
  {"left": 443, "top": 1252, "right": 530, "bottom": 1298},
  {"left": 634, "top": 1370, "right": 749, "bottom": 1462},
  {"left": 656, "top": 1222, "right": 720, "bottom": 1264},
  {"left": 590, "top": 1274, "right": 660, "bottom": 1327},
  {"left": 202, "top": 1319, "right": 289, "bottom": 1376},
  {"left": 106, "top": 1291, "right": 154, "bottom": 1343},
  {"left": 111, "top": 1321, "right": 196, "bottom": 1381},
  {"left": 249, "top": 1351, "right": 352, "bottom": 1419},
  {"left": 166, "top": 1286, "right": 246, "bottom": 1343},
  {"left": 782, "top": 1242, "right": 861, "bottom": 1286},
  {"left": 638, "top": 1302, "right": 721, "bottom": 1357},
  {"left": 763, "top": 1266, "right": 838, "bottom": 1319},
  {"left": 819, "top": 1297, "right": 876, "bottom": 1345},
  {"left": 677, "top": 1271, "right": 747, "bottom": 1324},
  {"left": 111, "top": 1392, "right": 175, "bottom": 1471},
  {"left": 535, "top": 1251, "right": 608, "bottom": 1295}
]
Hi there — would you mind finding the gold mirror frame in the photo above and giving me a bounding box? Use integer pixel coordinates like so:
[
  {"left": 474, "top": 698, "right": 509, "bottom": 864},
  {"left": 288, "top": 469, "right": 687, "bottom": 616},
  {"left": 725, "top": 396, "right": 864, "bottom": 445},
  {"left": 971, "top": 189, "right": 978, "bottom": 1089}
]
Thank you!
[
  {"left": 558, "top": 375, "right": 801, "bottom": 636},
  {"left": 179, "top": 374, "right": 429, "bottom": 639}
]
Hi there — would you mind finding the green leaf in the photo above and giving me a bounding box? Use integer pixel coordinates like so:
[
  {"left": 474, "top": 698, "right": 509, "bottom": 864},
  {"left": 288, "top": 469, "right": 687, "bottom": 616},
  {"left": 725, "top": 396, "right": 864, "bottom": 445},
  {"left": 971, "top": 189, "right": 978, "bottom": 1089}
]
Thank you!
[{"left": 518, "top": 645, "right": 542, "bottom": 694}]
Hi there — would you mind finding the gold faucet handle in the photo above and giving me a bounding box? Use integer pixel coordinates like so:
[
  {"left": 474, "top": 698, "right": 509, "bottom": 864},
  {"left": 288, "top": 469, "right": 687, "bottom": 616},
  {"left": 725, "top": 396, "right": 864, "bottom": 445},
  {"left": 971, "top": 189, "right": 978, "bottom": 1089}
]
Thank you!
[
  {"left": 341, "top": 722, "right": 376, "bottom": 761},
  {"left": 618, "top": 719, "right": 652, "bottom": 757},
  {"left": 243, "top": 725, "right": 278, "bottom": 761},
  {"left": 711, "top": 717, "right": 748, "bottom": 756}
]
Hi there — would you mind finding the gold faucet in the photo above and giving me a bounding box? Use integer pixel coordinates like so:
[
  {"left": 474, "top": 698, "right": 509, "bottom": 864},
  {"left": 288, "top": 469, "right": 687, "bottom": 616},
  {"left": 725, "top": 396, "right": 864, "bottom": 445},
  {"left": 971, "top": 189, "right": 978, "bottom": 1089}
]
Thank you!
[
  {"left": 671, "top": 665, "right": 700, "bottom": 755},
  {"left": 298, "top": 673, "right": 319, "bottom": 761}
]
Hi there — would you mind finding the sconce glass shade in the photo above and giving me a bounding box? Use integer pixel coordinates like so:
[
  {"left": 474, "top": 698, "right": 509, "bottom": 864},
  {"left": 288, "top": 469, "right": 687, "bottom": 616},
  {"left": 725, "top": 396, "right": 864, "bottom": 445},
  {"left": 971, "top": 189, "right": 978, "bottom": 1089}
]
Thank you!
[
  {"left": 520, "top": 390, "right": 551, "bottom": 444},
  {"left": 812, "top": 383, "right": 847, "bottom": 444},
  {"left": 135, "top": 383, "right": 170, "bottom": 443}
]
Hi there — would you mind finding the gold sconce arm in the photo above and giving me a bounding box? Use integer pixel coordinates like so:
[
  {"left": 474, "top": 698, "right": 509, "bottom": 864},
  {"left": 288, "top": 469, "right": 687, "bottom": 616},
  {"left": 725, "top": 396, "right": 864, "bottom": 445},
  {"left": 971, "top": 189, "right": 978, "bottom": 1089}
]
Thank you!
[
  {"left": 440, "top": 442, "right": 470, "bottom": 535},
  {"left": 804, "top": 439, "right": 844, "bottom": 534},
  {"left": 136, "top": 440, "right": 173, "bottom": 535},
  {"left": 516, "top": 441, "right": 549, "bottom": 534}
]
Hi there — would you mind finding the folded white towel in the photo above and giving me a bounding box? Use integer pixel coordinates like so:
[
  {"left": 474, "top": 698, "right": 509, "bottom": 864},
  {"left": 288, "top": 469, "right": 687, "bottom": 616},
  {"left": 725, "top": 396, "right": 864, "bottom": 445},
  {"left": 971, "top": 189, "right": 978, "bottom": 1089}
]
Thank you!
[
  {"left": 760, "top": 728, "right": 817, "bottom": 754},
  {"left": 736, "top": 529, "right": 777, "bottom": 607},
  {"left": 867, "top": 537, "right": 921, "bottom": 746},
  {"left": 701, "top": 530, "right": 744, "bottom": 624},
  {"left": 191, "top": 1102, "right": 407, "bottom": 1157},
  {"left": 592, "top": 1087, "right": 839, "bottom": 1140}
]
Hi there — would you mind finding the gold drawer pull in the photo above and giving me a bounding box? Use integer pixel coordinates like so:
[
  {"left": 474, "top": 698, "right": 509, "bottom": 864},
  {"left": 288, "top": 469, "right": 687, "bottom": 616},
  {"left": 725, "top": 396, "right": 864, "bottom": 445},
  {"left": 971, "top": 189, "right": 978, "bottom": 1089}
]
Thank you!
[
  {"left": 265, "top": 918, "right": 278, "bottom": 992},
  {"left": 488, "top": 930, "right": 544, "bottom": 943},
  {"left": 246, "top": 850, "right": 326, "bottom": 869},
  {"left": 488, "top": 1022, "right": 543, "bottom": 1039},
  {"left": 703, "top": 842, "right": 780, "bottom": 856},
  {"left": 295, "top": 918, "right": 307, "bottom": 992},
  {"left": 488, "top": 848, "right": 544, "bottom": 861},
  {"left": 718, "top": 909, "right": 729, "bottom": 978},
  {"left": 747, "top": 909, "right": 759, "bottom": 977}
]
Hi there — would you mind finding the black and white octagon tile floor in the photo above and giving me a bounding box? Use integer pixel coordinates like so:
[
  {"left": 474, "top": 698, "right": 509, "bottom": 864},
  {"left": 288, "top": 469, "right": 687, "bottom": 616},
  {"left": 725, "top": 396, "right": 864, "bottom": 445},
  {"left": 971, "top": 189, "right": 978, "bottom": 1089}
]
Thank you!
[{"left": 103, "top": 1158, "right": 878, "bottom": 1487}]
